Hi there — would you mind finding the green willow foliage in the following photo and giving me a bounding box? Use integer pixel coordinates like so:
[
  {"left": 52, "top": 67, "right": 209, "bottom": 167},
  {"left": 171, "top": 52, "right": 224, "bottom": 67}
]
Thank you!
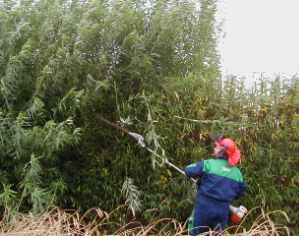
[{"left": 0, "top": 0, "right": 298, "bottom": 234}]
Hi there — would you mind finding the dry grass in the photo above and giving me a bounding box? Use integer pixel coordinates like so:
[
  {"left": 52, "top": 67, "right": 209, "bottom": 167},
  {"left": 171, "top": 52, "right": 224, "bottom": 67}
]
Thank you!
[{"left": 0, "top": 207, "right": 290, "bottom": 236}]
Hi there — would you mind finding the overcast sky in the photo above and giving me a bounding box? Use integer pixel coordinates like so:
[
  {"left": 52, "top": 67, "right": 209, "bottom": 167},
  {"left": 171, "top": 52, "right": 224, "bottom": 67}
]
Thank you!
[{"left": 217, "top": 0, "right": 299, "bottom": 77}]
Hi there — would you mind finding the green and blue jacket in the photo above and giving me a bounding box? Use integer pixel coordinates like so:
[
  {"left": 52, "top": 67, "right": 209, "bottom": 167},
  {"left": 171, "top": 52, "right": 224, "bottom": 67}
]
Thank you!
[{"left": 185, "top": 158, "right": 246, "bottom": 202}]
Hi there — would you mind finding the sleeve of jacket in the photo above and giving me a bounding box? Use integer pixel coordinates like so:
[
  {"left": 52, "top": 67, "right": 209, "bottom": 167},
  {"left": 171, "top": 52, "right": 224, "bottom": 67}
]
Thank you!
[{"left": 184, "top": 161, "right": 204, "bottom": 178}]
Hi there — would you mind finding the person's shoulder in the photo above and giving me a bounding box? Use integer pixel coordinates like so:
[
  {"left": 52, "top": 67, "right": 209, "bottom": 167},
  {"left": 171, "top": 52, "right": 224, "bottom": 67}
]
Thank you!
[
  {"left": 203, "top": 158, "right": 226, "bottom": 171},
  {"left": 202, "top": 158, "right": 215, "bottom": 166},
  {"left": 231, "top": 166, "right": 244, "bottom": 182},
  {"left": 204, "top": 158, "right": 227, "bottom": 166},
  {"left": 232, "top": 165, "right": 243, "bottom": 173},
  {"left": 186, "top": 160, "right": 204, "bottom": 168}
]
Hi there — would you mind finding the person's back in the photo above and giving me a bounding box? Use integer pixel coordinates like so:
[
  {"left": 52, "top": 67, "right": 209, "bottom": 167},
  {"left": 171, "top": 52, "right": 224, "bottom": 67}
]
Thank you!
[
  {"left": 185, "top": 137, "right": 246, "bottom": 235},
  {"left": 195, "top": 158, "right": 245, "bottom": 202}
]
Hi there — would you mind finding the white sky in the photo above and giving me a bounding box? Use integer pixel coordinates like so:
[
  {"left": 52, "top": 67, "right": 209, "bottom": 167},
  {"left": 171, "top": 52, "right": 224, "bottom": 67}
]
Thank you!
[{"left": 218, "top": 0, "right": 299, "bottom": 76}]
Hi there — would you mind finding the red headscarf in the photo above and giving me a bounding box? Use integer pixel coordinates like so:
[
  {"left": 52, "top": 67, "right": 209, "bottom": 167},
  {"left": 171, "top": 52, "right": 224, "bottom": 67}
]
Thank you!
[{"left": 216, "top": 138, "right": 241, "bottom": 166}]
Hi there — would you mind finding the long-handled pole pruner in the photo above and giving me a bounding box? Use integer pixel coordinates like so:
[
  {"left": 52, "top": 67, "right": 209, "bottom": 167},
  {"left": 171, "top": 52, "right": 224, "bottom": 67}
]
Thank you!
[
  {"left": 98, "top": 116, "right": 248, "bottom": 223},
  {"left": 98, "top": 116, "right": 196, "bottom": 183}
]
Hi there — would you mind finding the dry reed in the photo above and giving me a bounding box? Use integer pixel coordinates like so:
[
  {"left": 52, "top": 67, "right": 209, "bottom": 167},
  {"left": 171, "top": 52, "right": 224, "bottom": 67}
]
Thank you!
[{"left": 0, "top": 207, "right": 290, "bottom": 236}]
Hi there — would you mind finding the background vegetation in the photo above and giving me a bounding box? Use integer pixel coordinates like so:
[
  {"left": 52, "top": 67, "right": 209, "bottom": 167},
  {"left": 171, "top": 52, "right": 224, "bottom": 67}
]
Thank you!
[{"left": 0, "top": 0, "right": 298, "bottom": 234}]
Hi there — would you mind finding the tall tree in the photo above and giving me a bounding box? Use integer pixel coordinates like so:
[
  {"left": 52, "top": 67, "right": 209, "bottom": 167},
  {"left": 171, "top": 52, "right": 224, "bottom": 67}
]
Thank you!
[{"left": 197, "top": 0, "right": 220, "bottom": 81}]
